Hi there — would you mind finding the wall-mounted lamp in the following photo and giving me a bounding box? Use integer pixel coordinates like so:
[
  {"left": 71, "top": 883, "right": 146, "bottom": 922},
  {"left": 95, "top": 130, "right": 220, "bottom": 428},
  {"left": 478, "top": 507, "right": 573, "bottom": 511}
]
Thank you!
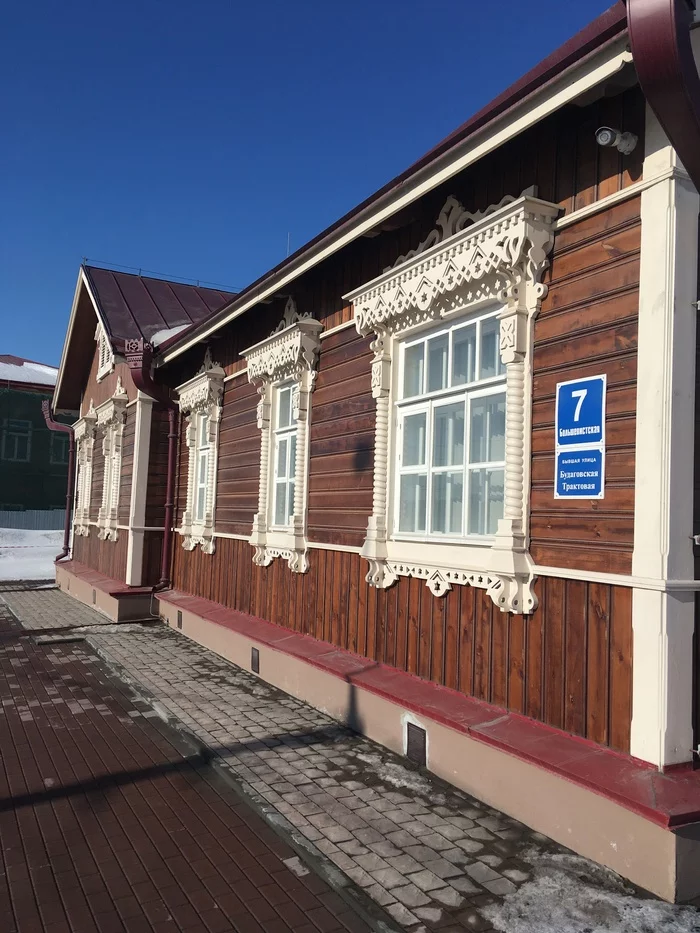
[{"left": 595, "top": 126, "right": 638, "bottom": 155}]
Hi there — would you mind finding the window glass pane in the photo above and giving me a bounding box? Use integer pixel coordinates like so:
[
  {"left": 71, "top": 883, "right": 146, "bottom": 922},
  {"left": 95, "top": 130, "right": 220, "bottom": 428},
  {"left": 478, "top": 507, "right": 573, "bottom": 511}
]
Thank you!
[
  {"left": 398, "top": 474, "right": 427, "bottom": 533},
  {"left": 288, "top": 481, "right": 295, "bottom": 521},
  {"left": 469, "top": 394, "right": 506, "bottom": 464},
  {"left": 403, "top": 344, "right": 424, "bottom": 398},
  {"left": 198, "top": 451, "right": 208, "bottom": 484},
  {"left": 427, "top": 334, "right": 449, "bottom": 392},
  {"left": 402, "top": 413, "right": 426, "bottom": 466},
  {"left": 16, "top": 437, "right": 28, "bottom": 460},
  {"left": 433, "top": 402, "right": 464, "bottom": 467},
  {"left": 196, "top": 486, "right": 206, "bottom": 522},
  {"left": 479, "top": 317, "right": 504, "bottom": 379},
  {"left": 289, "top": 433, "right": 297, "bottom": 478},
  {"left": 277, "top": 437, "right": 287, "bottom": 478},
  {"left": 431, "top": 471, "right": 463, "bottom": 535},
  {"left": 274, "top": 482, "right": 287, "bottom": 525},
  {"left": 468, "top": 468, "right": 504, "bottom": 535},
  {"left": 199, "top": 414, "right": 209, "bottom": 448},
  {"left": 452, "top": 325, "right": 476, "bottom": 386},
  {"left": 486, "top": 469, "right": 504, "bottom": 535},
  {"left": 278, "top": 387, "right": 291, "bottom": 428}
]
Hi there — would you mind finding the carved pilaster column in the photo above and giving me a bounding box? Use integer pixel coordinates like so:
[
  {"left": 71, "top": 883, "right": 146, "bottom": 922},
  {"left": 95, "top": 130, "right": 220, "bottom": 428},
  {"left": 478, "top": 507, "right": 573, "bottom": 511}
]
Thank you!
[
  {"left": 251, "top": 384, "right": 273, "bottom": 566},
  {"left": 362, "top": 333, "right": 397, "bottom": 588}
]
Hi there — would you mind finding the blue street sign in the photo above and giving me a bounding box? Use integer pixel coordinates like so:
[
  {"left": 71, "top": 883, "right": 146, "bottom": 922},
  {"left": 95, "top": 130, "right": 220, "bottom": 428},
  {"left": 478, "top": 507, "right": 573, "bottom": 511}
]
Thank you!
[
  {"left": 555, "top": 375, "right": 606, "bottom": 448},
  {"left": 555, "top": 448, "right": 604, "bottom": 499}
]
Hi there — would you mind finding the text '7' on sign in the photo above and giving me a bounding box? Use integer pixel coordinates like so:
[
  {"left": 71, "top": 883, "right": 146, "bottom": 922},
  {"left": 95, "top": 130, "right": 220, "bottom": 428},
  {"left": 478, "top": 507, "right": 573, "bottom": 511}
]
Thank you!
[{"left": 555, "top": 375, "right": 606, "bottom": 448}]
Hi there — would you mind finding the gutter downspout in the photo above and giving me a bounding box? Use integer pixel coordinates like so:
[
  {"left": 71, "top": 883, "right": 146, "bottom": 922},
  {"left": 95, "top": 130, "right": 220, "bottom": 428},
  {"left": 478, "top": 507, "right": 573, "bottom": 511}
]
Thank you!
[
  {"left": 41, "top": 400, "right": 75, "bottom": 563},
  {"left": 124, "top": 340, "right": 178, "bottom": 592},
  {"left": 627, "top": 0, "right": 700, "bottom": 192}
]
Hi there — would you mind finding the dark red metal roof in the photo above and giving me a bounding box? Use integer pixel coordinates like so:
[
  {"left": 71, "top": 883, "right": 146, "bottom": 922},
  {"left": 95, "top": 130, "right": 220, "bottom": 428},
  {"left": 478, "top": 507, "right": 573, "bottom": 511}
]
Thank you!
[
  {"left": 159, "top": 3, "right": 629, "bottom": 358},
  {"left": 83, "top": 266, "right": 236, "bottom": 346}
]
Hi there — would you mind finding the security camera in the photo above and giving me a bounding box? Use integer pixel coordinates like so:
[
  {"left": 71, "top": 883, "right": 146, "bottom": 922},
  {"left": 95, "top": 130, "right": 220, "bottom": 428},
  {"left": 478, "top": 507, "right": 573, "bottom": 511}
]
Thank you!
[{"left": 595, "top": 126, "right": 638, "bottom": 155}]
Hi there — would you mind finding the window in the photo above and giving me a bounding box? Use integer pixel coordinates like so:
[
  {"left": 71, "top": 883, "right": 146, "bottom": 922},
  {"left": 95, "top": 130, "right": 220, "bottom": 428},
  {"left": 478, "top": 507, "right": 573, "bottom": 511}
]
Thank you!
[
  {"left": 345, "top": 191, "right": 558, "bottom": 611},
  {"left": 272, "top": 385, "right": 297, "bottom": 528},
  {"left": 243, "top": 298, "right": 322, "bottom": 573},
  {"left": 73, "top": 407, "right": 97, "bottom": 536},
  {"left": 95, "top": 381, "right": 129, "bottom": 541},
  {"left": 177, "top": 351, "right": 225, "bottom": 554},
  {"left": 1, "top": 420, "right": 31, "bottom": 462},
  {"left": 50, "top": 431, "right": 69, "bottom": 465},
  {"left": 396, "top": 313, "right": 505, "bottom": 541},
  {"left": 195, "top": 413, "right": 210, "bottom": 523}
]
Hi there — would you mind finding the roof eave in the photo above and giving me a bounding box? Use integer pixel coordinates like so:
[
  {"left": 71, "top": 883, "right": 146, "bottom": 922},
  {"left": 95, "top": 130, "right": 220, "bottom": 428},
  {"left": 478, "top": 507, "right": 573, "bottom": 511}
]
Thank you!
[{"left": 160, "top": 11, "right": 631, "bottom": 365}]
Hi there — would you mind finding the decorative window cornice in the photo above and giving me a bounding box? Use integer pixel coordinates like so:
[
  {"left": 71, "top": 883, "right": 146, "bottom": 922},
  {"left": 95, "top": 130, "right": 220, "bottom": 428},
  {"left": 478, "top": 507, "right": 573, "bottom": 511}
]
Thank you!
[
  {"left": 344, "top": 193, "right": 560, "bottom": 614},
  {"left": 73, "top": 404, "right": 97, "bottom": 537},
  {"left": 242, "top": 299, "right": 322, "bottom": 572},
  {"left": 177, "top": 350, "right": 225, "bottom": 554},
  {"left": 95, "top": 379, "right": 128, "bottom": 541}
]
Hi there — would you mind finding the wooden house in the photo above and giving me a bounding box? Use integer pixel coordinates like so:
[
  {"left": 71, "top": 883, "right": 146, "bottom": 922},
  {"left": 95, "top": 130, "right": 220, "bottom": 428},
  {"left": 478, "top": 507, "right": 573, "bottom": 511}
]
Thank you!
[{"left": 51, "top": 2, "right": 700, "bottom": 902}]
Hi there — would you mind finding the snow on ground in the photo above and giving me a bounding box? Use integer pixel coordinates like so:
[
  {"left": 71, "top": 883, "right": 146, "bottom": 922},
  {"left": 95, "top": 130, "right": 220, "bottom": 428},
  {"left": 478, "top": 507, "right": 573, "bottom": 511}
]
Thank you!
[
  {"left": 483, "top": 849, "right": 700, "bottom": 933},
  {"left": 0, "top": 360, "right": 57, "bottom": 385},
  {"left": 0, "top": 529, "right": 62, "bottom": 581},
  {"left": 355, "top": 752, "right": 433, "bottom": 794}
]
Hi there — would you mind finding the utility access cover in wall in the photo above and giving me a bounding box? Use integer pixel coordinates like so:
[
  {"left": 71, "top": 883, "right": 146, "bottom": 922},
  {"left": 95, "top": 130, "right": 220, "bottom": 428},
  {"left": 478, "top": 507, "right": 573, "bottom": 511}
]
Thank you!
[{"left": 554, "top": 374, "right": 606, "bottom": 499}]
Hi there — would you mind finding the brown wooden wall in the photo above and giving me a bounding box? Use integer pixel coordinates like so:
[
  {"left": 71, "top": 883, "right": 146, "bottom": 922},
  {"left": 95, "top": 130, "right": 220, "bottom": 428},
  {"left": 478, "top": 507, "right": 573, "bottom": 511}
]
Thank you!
[
  {"left": 145, "top": 408, "right": 169, "bottom": 528},
  {"left": 163, "top": 89, "right": 645, "bottom": 752},
  {"left": 119, "top": 406, "right": 136, "bottom": 525},
  {"left": 531, "top": 196, "right": 640, "bottom": 574},
  {"left": 171, "top": 538, "right": 632, "bottom": 752},
  {"left": 72, "top": 528, "right": 128, "bottom": 581},
  {"left": 80, "top": 343, "right": 137, "bottom": 417},
  {"left": 90, "top": 441, "right": 104, "bottom": 522},
  {"left": 142, "top": 530, "right": 163, "bottom": 586},
  {"left": 308, "top": 328, "right": 375, "bottom": 548}
]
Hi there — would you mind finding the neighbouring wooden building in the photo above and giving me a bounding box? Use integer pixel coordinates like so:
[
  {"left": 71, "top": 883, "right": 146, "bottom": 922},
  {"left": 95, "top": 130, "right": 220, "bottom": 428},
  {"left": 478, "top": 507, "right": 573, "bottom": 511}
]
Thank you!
[
  {"left": 0, "top": 355, "right": 70, "bottom": 513},
  {"left": 50, "top": 2, "right": 700, "bottom": 902}
]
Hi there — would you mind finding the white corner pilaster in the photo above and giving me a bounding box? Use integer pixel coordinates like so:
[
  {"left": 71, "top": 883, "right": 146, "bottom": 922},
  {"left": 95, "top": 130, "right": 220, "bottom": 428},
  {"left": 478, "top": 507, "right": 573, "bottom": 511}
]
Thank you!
[
  {"left": 125, "top": 392, "right": 154, "bottom": 586},
  {"left": 630, "top": 106, "right": 700, "bottom": 767}
]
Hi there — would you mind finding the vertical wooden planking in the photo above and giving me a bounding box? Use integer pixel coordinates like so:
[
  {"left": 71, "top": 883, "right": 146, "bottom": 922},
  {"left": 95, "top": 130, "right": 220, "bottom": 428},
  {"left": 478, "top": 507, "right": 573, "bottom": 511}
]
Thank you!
[
  {"left": 366, "top": 582, "right": 378, "bottom": 660},
  {"left": 444, "top": 586, "right": 460, "bottom": 691},
  {"left": 458, "top": 586, "right": 476, "bottom": 697},
  {"left": 508, "top": 614, "right": 525, "bottom": 714},
  {"left": 525, "top": 579, "right": 545, "bottom": 721},
  {"left": 587, "top": 582, "right": 611, "bottom": 746},
  {"left": 535, "top": 120, "right": 558, "bottom": 203},
  {"left": 357, "top": 567, "right": 368, "bottom": 657},
  {"left": 544, "top": 577, "right": 566, "bottom": 729},
  {"left": 554, "top": 109, "right": 577, "bottom": 214},
  {"left": 621, "top": 88, "right": 645, "bottom": 187},
  {"left": 395, "top": 578, "right": 409, "bottom": 673},
  {"left": 473, "top": 591, "right": 492, "bottom": 702},
  {"left": 574, "top": 114, "right": 599, "bottom": 211},
  {"left": 564, "top": 580, "right": 588, "bottom": 737},
  {"left": 431, "top": 597, "right": 446, "bottom": 686},
  {"left": 609, "top": 586, "right": 633, "bottom": 752},
  {"left": 338, "top": 551, "right": 350, "bottom": 649},
  {"left": 406, "top": 577, "right": 421, "bottom": 675},
  {"left": 375, "top": 587, "right": 387, "bottom": 664},
  {"left": 330, "top": 551, "right": 342, "bottom": 647},
  {"left": 384, "top": 582, "right": 398, "bottom": 668},
  {"left": 347, "top": 554, "right": 359, "bottom": 653},
  {"left": 418, "top": 583, "right": 433, "bottom": 681},
  {"left": 491, "top": 601, "right": 509, "bottom": 708}
]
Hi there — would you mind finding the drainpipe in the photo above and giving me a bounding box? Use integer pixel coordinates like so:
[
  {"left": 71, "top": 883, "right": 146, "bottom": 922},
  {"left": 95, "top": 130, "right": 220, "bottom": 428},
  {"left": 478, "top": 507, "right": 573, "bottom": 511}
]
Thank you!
[
  {"left": 124, "top": 339, "right": 178, "bottom": 592},
  {"left": 41, "top": 400, "right": 75, "bottom": 563},
  {"left": 627, "top": 0, "right": 700, "bottom": 192}
]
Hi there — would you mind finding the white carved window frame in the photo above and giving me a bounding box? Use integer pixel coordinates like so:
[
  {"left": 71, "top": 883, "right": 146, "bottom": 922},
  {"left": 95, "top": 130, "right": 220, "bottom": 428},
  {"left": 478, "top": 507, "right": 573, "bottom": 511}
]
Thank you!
[
  {"left": 345, "top": 192, "right": 559, "bottom": 614},
  {"left": 73, "top": 405, "right": 97, "bottom": 537},
  {"left": 177, "top": 354, "right": 225, "bottom": 554},
  {"left": 94, "top": 379, "right": 129, "bottom": 542},
  {"left": 242, "top": 298, "right": 322, "bottom": 573},
  {"left": 95, "top": 322, "right": 114, "bottom": 381}
]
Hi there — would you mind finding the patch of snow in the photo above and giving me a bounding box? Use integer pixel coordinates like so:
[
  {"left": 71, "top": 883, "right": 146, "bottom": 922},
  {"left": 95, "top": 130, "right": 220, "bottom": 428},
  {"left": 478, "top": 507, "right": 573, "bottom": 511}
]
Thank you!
[
  {"left": 356, "top": 752, "right": 432, "bottom": 794},
  {"left": 150, "top": 324, "right": 189, "bottom": 347},
  {"left": 0, "top": 361, "right": 57, "bottom": 386},
  {"left": 0, "top": 529, "right": 62, "bottom": 581},
  {"left": 483, "top": 849, "right": 700, "bottom": 933}
]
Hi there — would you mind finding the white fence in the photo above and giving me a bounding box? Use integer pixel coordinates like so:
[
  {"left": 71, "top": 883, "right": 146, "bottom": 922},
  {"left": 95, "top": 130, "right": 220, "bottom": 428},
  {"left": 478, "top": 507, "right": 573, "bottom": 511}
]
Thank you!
[{"left": 0, "top": 509, "right": 65, "bottom": 530}]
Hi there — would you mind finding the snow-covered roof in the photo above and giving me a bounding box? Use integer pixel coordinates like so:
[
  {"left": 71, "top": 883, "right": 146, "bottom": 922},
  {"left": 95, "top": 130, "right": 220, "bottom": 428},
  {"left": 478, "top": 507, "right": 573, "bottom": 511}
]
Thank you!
[
  {"left": 0, "top": 355, "right": 58, "bottom": 387},
  {"left": 150, "top": 324, "right": 190, "bottom": 348}
]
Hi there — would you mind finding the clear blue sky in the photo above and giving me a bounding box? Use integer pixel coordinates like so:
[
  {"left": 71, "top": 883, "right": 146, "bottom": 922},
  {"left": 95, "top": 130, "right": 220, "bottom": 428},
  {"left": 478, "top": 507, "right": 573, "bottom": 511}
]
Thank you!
[{"left": 1, "top": 1, "right": 614, "bottom": 366}]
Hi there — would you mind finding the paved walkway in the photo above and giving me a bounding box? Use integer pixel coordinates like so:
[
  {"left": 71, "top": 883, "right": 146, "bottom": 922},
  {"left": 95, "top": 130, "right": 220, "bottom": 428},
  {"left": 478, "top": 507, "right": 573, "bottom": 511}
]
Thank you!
[
  {"left": 0, "top": 590, "right": 374, "bottom": 933},
  {"left": 3, "top": 586, "right": 700, "bottom": 933}
]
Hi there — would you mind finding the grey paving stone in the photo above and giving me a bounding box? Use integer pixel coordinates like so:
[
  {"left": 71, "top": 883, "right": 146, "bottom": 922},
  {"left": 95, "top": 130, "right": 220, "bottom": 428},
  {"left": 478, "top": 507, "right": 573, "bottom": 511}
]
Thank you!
[
  {"left": 392, "top": 883, "right": 431, "bottom": 908},
  {"left": 363, "top": 883, "right": 396, "bottom": 907},
  {"left": 354, "top": 853, "right": 390, "bottom": 873},
  {"left": 421, "top": 858, "right": 465, "bottom": 880},
  {"left": 386, "top": 854, "right": 423, "bottom": 874},
  {"left": 432, "top": 886, "right": 466, "bottom": 908},
  {"left": 405, "top": 869, "right": 446, "bottom": 892},
  {"left": 482, "top": 877, "right": 517, "bottom": 896},
  {"left": 385, "top": 902, "right": 418, "bottom": 927},
  {"left": 465, "top": 862, "right": 500, "bottom": 884},
  {"left": 371, "top": 867, "right": 406, "bottom": 890}
]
